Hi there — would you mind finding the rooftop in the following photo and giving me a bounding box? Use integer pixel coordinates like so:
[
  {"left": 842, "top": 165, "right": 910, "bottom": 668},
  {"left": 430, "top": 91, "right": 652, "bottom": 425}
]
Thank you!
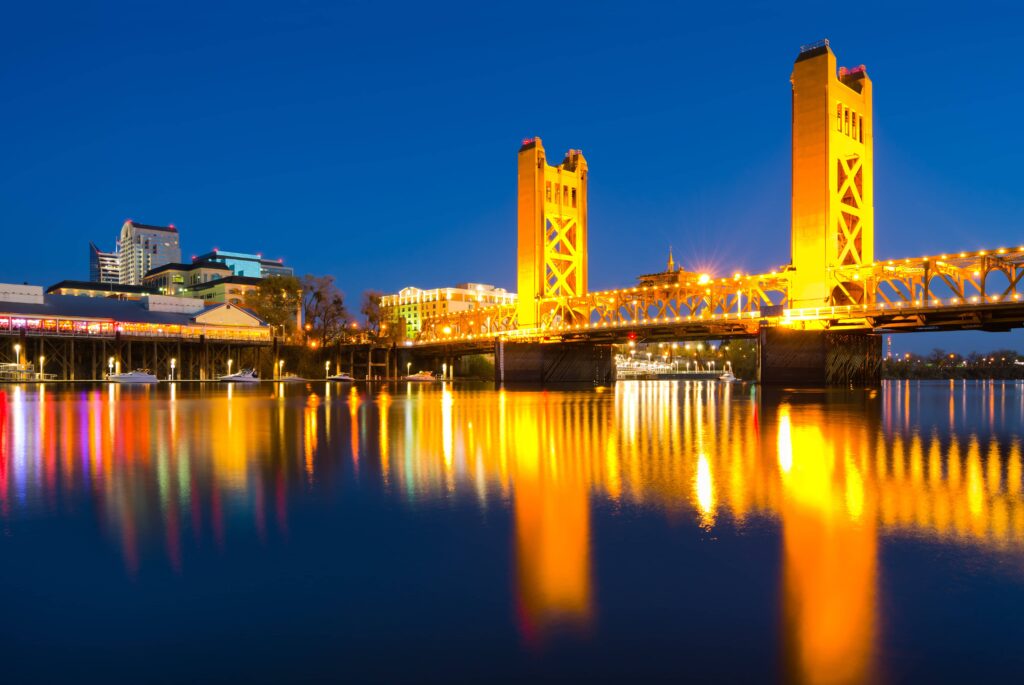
[
  {"left": 182, "top": 275, "right": 264, "bottom": 292},
  {"left": 47, "top": 280, "right": 157, "bottom": 295},
  {"left": 124, "top": 220, "right": 178, "bottom": 233},
  {"left": 144, "top": 261, "right": 231, "bottom": 278}
]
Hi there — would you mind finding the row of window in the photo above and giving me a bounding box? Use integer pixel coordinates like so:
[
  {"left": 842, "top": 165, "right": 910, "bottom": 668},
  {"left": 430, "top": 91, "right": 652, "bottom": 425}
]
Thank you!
[
  {"left": 836, "top": 103, "right": 864, "bottom": 143},
  {"left": 545, "top": 181, "right": 578, "bottom": 207}
]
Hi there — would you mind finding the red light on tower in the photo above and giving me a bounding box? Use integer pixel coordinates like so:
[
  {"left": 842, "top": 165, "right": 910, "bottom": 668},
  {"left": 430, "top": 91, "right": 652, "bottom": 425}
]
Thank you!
[{"left": 627, "top": 332, "right": 637, "bottom": 340}]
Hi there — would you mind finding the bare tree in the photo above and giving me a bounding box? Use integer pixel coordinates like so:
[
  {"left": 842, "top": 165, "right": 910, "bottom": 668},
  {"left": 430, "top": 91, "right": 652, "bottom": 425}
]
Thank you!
[{"left": 302, "top": 275, "right": 350, "bottom": 348}]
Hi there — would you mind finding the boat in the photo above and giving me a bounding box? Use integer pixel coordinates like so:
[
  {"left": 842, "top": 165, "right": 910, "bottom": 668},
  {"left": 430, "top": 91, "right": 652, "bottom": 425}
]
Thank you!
[
  {"left": 719, "top": 361, "right": 737, "bottom": 382},
  {"left": 402, "top": 371, "right": 437, "bottom": 382},
  {"left": 327, "top": 372, "right": 355, "bottom": 382},
  {"left": 108, "top": 369, "right": 158, "bottom": 384},
  {"left": 219, "top": 368, "right": 260, "bottom": 383},
  {"left": 278, "top": 374, "right": 309, "bottom": 383}
]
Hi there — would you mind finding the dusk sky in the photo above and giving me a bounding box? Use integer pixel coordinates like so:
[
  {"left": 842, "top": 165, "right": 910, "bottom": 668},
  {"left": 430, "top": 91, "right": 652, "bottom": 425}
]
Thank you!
[{"left": 3, "top": 1, "right": 1022, "bottom": 353}]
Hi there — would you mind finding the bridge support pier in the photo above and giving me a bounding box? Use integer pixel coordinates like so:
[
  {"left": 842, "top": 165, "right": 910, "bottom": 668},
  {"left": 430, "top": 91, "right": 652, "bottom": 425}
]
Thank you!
[
  {"left": 495, "top": 341, "right": 614, "bottom": 386},
  {"left": 759, "top": 328, "right": 881, "bottom": 386}
]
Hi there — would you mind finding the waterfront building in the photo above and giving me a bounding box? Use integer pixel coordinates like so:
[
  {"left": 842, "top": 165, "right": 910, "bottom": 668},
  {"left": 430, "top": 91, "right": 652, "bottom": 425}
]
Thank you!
[
  {"left": 193, "top": 249, "right": 293, "bottom": 278},
  {"left": 88, "top": 242, "right": 120, "bottom": 284},
  {"left": 181, "top": 275, "right": 263, "bottom": 305},
  {"left": 0, "top": 283, "right": 270, "bottom": 343},
  {"left": 118, "top": 220, "right": 182, "bottom": 286},
  {"left": 381, "top": 283, "right": 516, "bottom": 339},
  {"left": 142, "top": 261, "right": 233, "bottom": 296},
  {"left": 47, "top": 280, "right": 158, "bottom": 300}
]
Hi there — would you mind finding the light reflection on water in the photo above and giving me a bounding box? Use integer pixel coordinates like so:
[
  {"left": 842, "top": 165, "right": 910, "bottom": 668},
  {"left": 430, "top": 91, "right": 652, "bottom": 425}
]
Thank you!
[{"left": 0, "top": 380, "right": 1023, "bottom": 682}]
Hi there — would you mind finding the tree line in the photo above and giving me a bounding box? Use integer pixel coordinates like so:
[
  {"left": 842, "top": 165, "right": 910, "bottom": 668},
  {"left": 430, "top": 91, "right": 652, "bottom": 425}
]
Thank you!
[
  {"left": 884, "top": 349, "right": 1024, "bottom": 379},
  {"left": 242, "top": 274, "right": 403, "bottom": 347}
]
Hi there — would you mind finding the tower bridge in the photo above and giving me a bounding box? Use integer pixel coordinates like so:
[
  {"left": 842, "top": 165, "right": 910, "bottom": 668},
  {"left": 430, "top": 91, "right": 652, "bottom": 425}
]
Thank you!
[{"left": 403, "top": 40, "right": 1024, "bottom": 385}]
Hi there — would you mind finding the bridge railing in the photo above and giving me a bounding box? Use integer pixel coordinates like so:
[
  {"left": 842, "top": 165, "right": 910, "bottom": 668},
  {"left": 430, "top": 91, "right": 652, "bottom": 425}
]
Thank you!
[{"left": 411, "top": 247, "right": 1024, "bottom": 345}]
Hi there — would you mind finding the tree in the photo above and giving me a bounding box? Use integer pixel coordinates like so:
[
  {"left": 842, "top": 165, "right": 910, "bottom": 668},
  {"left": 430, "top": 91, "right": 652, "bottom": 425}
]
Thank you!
[
  {"left": 360, "top": 289, "right": 405, "bottom": 344},
  {"left": 302, "top": 275, "right": 350, "bottom": 348},
  {"left": 243, "top": 274, "right": 303, "bottom": 338}
]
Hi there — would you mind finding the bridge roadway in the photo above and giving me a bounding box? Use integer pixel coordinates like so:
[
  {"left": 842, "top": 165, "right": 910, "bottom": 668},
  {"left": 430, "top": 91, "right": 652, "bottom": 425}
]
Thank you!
[{"left": 412, "top": 246, "right": 1024, "bottom": 351}]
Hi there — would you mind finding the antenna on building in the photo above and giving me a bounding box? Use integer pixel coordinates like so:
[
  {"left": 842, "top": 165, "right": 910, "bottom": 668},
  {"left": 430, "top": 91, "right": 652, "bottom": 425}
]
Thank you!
[{"left": 667, "top": 245, "right": 675, "bottom": 273}]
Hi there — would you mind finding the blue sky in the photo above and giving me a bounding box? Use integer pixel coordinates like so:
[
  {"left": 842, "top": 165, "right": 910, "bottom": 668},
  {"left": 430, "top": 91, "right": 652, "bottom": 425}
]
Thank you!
[{"left": 2, "top": 1, "right": 1022, "bottom": 353}]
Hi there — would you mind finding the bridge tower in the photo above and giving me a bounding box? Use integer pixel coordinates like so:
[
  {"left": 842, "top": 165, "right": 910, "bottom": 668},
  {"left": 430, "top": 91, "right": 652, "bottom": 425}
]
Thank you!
[
  {"left": 790, "top": 40, "right": 874, "bottom": 308},
  {"left": 517, "top": 137, "right": 588, "bottom": 328}
]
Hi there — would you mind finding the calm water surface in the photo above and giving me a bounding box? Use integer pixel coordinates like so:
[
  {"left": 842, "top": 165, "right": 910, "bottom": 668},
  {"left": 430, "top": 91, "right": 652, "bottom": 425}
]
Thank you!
[{"left": 0, "top": 380, "right": 1022, "bottom": 683}]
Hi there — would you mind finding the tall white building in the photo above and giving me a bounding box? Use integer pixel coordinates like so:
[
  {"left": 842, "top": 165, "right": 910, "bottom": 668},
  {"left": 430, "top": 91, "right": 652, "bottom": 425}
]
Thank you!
[{"left": 118, "top": 220, "right": 181, "bottom": 285}]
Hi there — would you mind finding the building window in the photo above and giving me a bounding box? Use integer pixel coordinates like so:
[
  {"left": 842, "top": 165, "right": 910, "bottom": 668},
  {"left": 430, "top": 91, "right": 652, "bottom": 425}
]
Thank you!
[
  {"left": 858, "top": 115, "right": 864, "bottom": 143},
  {"left": 572, "top": 187, "right": 577, "bottom": 208},
  {"left": 836, "top": 103, "right": 843, "bottom": 131},
  {"left": 545, "top": 181, "right": 552, "bottom": 201}
]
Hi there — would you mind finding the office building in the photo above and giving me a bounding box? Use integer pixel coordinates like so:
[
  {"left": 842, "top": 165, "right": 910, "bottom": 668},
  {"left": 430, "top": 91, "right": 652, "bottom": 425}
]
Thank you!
[
  {"left": 193, "top": 249, "right": 293, "bottom": 278},
  {"left": 88, "top": 242, "right": 120, "bottom": 284},
  {"left": 380, "top": 283, "right": 516, "bottom": 339},
  {"left": 182, "top": 275, "right": 263, "bottom": 306},
  {"left": 142, "top": 261, "right": 233, "bottom": 296},
  {"left": 119, "top": 220, "right": 181, "bottom": 285}
]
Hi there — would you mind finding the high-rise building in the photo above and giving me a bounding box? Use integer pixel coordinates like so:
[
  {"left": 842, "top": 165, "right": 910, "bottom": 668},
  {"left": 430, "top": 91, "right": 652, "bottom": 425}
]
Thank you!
[
  {"left": 88, "top": 242, "right": 120, "bottom": 284},
  {"left": 193, "top": 249, "right": 293, "bottom": 278},
  {"left": 118, "top": 220, "right": 181, "bottom": 285}
]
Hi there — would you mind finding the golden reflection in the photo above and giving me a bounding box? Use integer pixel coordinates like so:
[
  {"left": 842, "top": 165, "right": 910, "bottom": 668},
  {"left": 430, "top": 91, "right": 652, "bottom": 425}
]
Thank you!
[
  {"left": 774, "top": 402, "right": 877, "bottom": 685},
  {"left": 2, "top": 381, "right": 1024, "bottom": 667}
]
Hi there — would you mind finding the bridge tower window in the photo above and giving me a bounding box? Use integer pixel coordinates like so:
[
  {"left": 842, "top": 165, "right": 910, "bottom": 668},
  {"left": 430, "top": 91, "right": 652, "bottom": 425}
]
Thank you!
[
  {"left": 545, "top": 181, "right": 552, "bottom": 202},
  {"left": 837, "top": 103, "right": 843, "bottom": 131},
  {"left": 572, "top": 187, "right": 577, "bottom": 208}
]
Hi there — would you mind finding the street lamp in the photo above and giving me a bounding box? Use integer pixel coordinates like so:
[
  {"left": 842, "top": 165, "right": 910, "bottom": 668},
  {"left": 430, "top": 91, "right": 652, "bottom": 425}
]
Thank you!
[
  {"left": 325, "top": 360, "right": 331, "bottom": 378},
  {"left": 407, "top": 361, "right": 412, "bottom": 377},
  {"left": 278, "top": 359, "right": 285, "bottom": 379},
  {"left": 108, "top": 356, "right": 115, "bottom": 377},
  {"left": 227, "top": 358, "right": 233, "bottom": 376},
  {"left": 39, "top": 355, "right": 45, "bottom": 380},
  {"left": 170, "top": 357, "right": 177, "bottom": 380},
  {"left": 14, "top": 343, "right": 21, "bottom": 366}
]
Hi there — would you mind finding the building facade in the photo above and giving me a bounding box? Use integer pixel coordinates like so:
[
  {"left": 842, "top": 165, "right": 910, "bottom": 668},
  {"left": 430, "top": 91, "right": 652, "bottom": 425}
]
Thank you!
[
  {"left": 48, "top": 280, "right": 158, "bottom": 300},
  {"left": 142, "top": 261, "right": 233, "bottom": 296},
  {"left": 193, "top": 249, "right": 293, "bottom": 278},
  {"left": 118, "top": 220, "right": 182, "bottom": 286},
  {"left": 88, "top": 242, "right": 120, "bottom": 284},
  {"left": 182, "top": 275, "right": 263, "bottom": 305},
  {"left": 381, "top": 283, "right": 517, "bottom": 339}
]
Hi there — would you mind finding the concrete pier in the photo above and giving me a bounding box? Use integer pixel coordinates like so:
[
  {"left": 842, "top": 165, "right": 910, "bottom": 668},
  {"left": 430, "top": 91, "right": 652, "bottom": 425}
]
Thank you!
[
  {"left": 496, "top": 341, "right": 614, "bottom": 385},
  {"left": 758, "top": 328, "right": 881, "bottom": 386}
]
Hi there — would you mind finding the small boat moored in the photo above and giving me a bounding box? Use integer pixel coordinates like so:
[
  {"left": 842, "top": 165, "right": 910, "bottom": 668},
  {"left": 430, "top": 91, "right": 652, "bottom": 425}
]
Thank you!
[
  {"left": 108, "top": 369, "right": 159, "bottom": 384},
  {"left": 219, "top": 368, "right": 260, "bottom": 383},
  {"left": 402, "top": 371, "right": 437, "bottom": 382},
  {"left": 327, "top": 372, "right": 355, "bottom": 382},
  {"left": 278, "top": 374, "right": 309, "bottom": 383}
]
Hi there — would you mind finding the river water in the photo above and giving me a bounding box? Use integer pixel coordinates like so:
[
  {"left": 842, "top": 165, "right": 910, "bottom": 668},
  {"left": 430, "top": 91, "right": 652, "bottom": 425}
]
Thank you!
[{"left": 0, "top": 380, "right": 1021, "bottom": 683}]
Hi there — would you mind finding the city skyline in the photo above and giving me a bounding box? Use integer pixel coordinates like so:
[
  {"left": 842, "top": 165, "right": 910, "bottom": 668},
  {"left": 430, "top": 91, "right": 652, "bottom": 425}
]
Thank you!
[{"left": 3, "top": 2, "right": 1022, "bottom": 353}]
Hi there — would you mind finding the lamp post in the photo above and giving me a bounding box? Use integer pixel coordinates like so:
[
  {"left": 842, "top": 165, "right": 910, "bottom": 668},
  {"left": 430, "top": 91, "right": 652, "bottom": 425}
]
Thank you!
[
  {"left": 278, "top": 359, "right": 285, "bottom": 379},
  {"left": 108, "top": 356, "right": 115, "bottom": 377},
  {"left": 170, "top": 357, "right": 177, "bottom": 381},
  {"left": 14, "top": 343, "right": 21, "bottom": 366},
  {"left": 406, "top": 361, "right": 412, "bottom": 377},
  {"left": 227, "top": 358, "right": 233, "bottom": 376},
  {"left": 325, "top": 360, "right": 331, "bottom": 378},
  {"left": 39, "top": 355, "right": 45, "bottom": 380}
]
